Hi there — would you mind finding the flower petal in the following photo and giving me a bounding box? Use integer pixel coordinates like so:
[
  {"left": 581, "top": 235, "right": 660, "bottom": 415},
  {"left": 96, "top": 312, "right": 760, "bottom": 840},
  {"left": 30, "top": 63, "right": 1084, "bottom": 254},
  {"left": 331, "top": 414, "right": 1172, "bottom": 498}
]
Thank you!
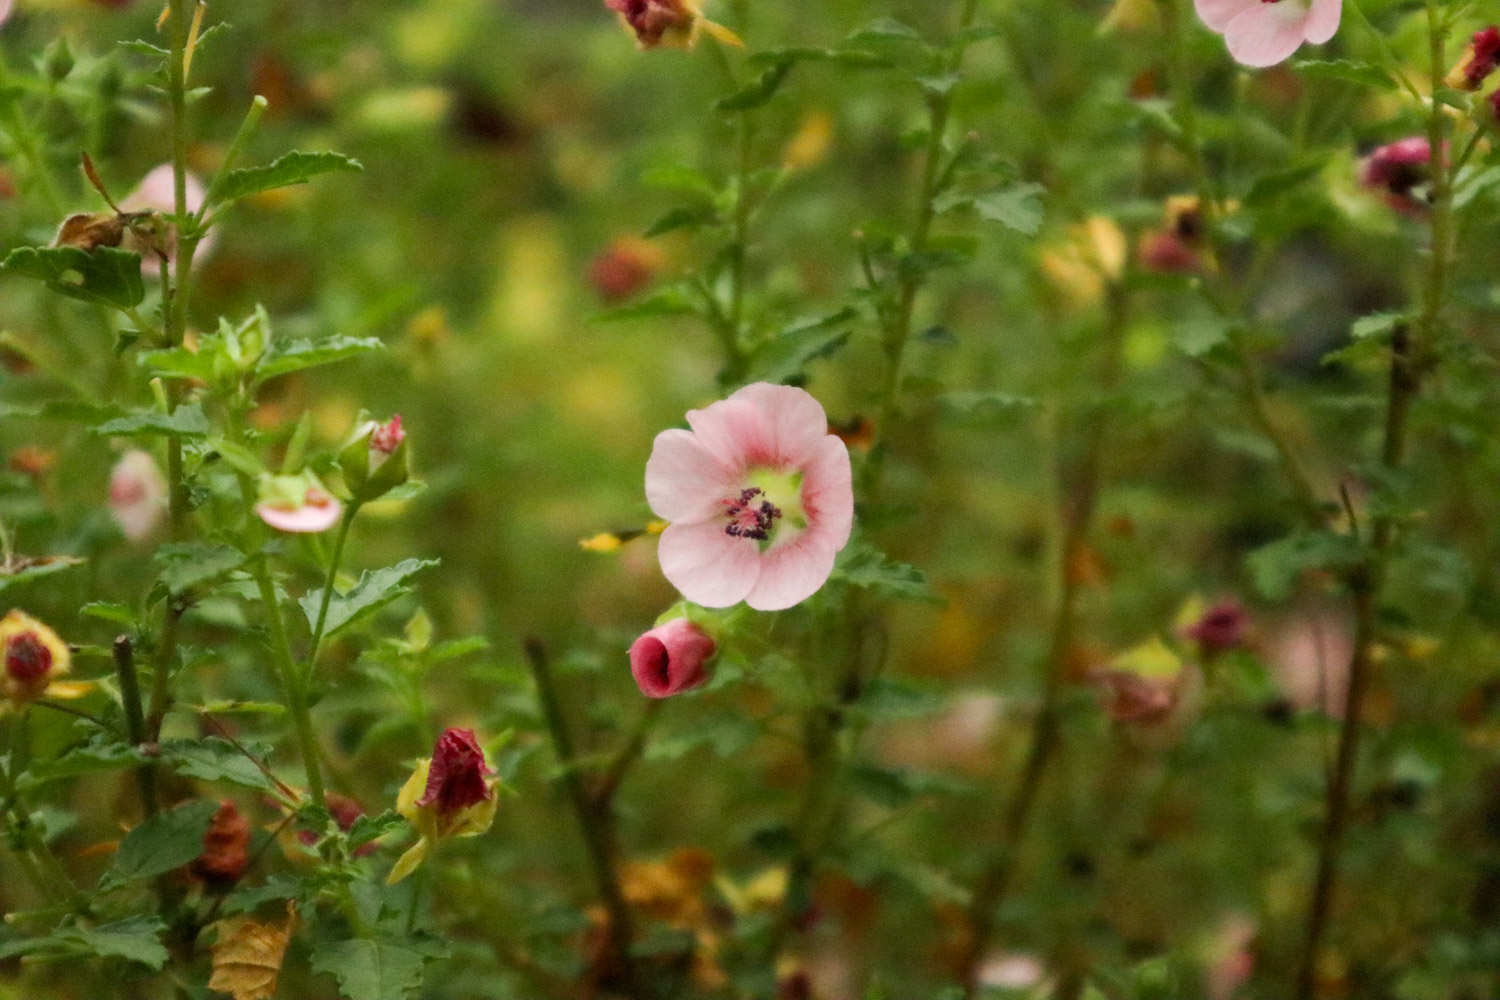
[
  {"left": 256, "top": 499, "right": 343, "bottom": 533},
  {"left": 685, "top": 397, "right": 774, "bottom": 470},
  {"left": 799, "top": 434, "right": 854, "bottom": 551},
  {"left": 645, "top": 428, "right": 736, "bottom": 523},
  {"left": 1302, "top": 0, "right": 1341, "bottom": 44},
  {"left": 728, "top": 382, "right": 831, "bottom": 468},
  {"left": 658, "top": 520, "right": 760, "bottom": 607},
  {"left": 1224, "top": 2, "right": 1309, "bottom": 67},
  {"left": 1194, "top": 0, "right": 1256, "bottom": 32},
  {"left": 745, "top": 534, "right": 838, "bottom": 611}
]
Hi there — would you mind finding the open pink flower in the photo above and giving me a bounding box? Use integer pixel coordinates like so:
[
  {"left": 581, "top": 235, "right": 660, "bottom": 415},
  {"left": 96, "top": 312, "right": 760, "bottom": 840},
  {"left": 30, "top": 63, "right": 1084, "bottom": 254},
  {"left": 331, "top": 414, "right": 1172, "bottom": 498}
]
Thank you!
[
  {"left": 254, "top": 473, "right": 343, "bottom": 533},
  {"left": 645, "top": 383, "right": 853, "bottom": 611},
  {"left": 629, "top": 618, "right": 716, "bottom": 698},
  {"left": 108, "top": 449, "right": 168, "bottom": 541},
  {"left": 1194, "top": 0, "right": 1341, "bottom": 67}
]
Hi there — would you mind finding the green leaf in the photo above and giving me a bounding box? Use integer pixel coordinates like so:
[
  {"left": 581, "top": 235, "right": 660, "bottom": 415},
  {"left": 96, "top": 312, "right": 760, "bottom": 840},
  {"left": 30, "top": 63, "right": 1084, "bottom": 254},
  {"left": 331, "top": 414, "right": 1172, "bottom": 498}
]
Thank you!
[
  {"left": 20, "top": 738, "right": 144, "bottom": 788},
  {"left": 592, "top": 287, "right": 699, "bottom": 323},
  {"left": 81, "top": 601, "right": 135, "bottom": 627},
  {"left": 1351, "top": 311, "right": 1405, "bottom": 341},
  {"left": 137, "top": 345, "right": 217, "bottom": 381},
  {"left": 298, "top": 558, "right": 440, "bottom": 638},
  {"left": 0, "top": 916, "right": 168, "bottom": 969},
  {"left": 255, "top": 335, "right": 384, "bottom": 383},
  {"left": 832, "top": 545, "right": 940, "bottom": 603},
  {"left": 852, "top": 677, "right": 945, "bottom": 721},
  {"left": 161, "top": 737, "right": 279, "bottom": 792},
  {"left": 311, "top": 938, "right": 427, "bottom": 1000},
  {"left": 1291, "top": 58, "right": 1397, "bottom": 90},
  {"left": 937, "top": 390, "right": 1038, "bottom": 421},
  {"left": 0, "top": 555, "right": 86, "bottom": 595},
  {"left": 846, "top": 17, "right": 925, "bottom": 45},
  {"left": 1246, "top": 531, "right": 1362, "bottom": 600},
  {"left": 645, "top": 711, "right": 760, "bottom": 761},
  {"left": 971, "top": 183, "right": 1046, "bottom": 234},
  {"left": 747, "top": 308, "right": 857, "bottom": 383},
  {"left": 211, "top": 150, "right": 363, "bottom": 206},
  {"left": 347, "top": 810, "right": 403, "bottom": 852},
  {"left": 101, "top": 800, "right": 220, "bottom": 890},
  {"left": 0, "top": 246, "right": 145, "bottom": 309},
  {"left": 92, "top": 404, "right": 211, "bottom": 438},
  {"left": 643, "top": 204, "right": 720, "bottom": 238},
  {"left": 716, "top": 59, "right": 795, "bottom": 112},
  {"left": 153, "top": 542, "right": 246, "bottom": 594},
  {"left": 1244, "top": 158, "right": 1328, "bottom": 206}
]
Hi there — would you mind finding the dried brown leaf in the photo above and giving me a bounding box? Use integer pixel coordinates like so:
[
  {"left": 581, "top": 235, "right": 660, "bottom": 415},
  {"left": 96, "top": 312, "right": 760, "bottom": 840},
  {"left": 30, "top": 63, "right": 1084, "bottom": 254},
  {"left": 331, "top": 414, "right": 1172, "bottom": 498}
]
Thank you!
[{"left": 208, "top": 903, "right": 296, "bottom": 1000}]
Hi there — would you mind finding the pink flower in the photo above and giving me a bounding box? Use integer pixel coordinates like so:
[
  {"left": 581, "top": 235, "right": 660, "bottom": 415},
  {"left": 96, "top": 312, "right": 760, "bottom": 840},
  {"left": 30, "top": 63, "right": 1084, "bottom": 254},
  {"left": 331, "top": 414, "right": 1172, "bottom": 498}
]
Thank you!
[
  {"left": 417, "top": 728, "right": 495, "bottom": 823},
  {"left": 645, "top": 383, "right": 853, "bottom": 611},
  {"left": 370, "top": 414, "right": 404, "bottom": 457},
  {"left": 1194, "top": 0, "right": 1341, "bottom": 68},
  {"left": 1183, "top": 599, "right": 1249, "bottom": 655},
  {"left": 0, "top": 0, "right": 12, "bottom": 27},
  {"left": 108, "top": 449, "right": 168, "bottom": 541},
  {"left": 1358, "top": 137, "right": 1435, "bottom": 214},
  {"left": 1447, "top": 26, "right": 1500, "bottom": 90},
  {"left": 629, "top": 618, "right": 716, "bottom": 698},
  {"left": 120, "top": 163, "right": 214, "bottom": 269},
  {"left": 1138, "top": 229, "right": 1203, "bottom": 274},
  {"left": 254, "top": 473, "right": 343, "bottom": 533}
]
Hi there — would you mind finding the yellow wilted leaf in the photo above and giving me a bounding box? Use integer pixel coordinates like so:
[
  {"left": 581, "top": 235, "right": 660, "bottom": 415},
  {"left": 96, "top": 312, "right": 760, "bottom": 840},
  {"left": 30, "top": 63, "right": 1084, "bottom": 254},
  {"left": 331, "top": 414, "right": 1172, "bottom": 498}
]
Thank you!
[{"left": 208, "top": 904, "right": 297, "bottom": 1000}]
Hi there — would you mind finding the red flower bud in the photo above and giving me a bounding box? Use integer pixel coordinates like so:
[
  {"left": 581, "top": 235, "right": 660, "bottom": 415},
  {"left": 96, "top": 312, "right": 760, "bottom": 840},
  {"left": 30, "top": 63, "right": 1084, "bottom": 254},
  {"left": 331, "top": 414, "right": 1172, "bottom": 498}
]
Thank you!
[
  {"left": 1447, "top": 26, "right": 1500, "bottom": 90},
  {"left": 417, "top": 728, "right": 495, "bottom": 818},
  {"left": 1183, "top": 599, "right": 1250, "bottom": 655},
  {"left": 605, "top": 0, "right": 698, "bottom": 48},
  {"left": 629, "top": 618, "right": 716, "bottom": 698}
]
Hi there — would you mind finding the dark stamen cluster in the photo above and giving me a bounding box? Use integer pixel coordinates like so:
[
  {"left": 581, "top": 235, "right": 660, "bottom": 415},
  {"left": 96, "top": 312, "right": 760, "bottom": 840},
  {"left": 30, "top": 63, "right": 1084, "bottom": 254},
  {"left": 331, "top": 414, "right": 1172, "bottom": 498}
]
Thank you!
[{"left": 723, "top": 487, "right": 781, "bottom": 541}]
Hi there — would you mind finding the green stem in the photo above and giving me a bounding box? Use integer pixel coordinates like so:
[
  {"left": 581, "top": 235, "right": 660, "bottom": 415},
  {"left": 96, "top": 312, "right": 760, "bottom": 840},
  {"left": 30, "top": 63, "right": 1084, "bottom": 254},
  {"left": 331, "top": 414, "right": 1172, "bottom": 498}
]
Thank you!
[
  {"left": 111, "top": 635, "right": 157, "bottom": 817},
  {"left": 522, "top": 639, "right": 644, "bottom": 1000},
  {"left": 305, "top": 501, "right": 359, "bottom": 684},
  {"left": 1293, "top": 4, "right": 1450, "bottom": 992},
  {"left": 249, "top": 551, "right": 326, "bottom": 809}
]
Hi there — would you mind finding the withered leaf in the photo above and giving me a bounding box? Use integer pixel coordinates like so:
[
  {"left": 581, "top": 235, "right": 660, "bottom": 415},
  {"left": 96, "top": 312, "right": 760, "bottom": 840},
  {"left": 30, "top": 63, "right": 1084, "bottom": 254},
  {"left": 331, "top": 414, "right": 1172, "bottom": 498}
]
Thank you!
[
  {"left": 208, "top": 904, "right": 296, "bottom": 1000},
  {"left": 53, "top": 212, "right": 126, "bottom": 251}
]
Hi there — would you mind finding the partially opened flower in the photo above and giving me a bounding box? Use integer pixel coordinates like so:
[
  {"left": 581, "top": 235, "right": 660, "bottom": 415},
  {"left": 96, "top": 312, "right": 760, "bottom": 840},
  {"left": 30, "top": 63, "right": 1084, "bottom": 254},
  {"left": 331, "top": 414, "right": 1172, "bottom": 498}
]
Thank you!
[
  {"left": 388, "top": 728, "right": 498, "bottom": 884},
  {"left": 604, "top": 0, "right": 741, "bottom": 49},
  {"left": 254, "top": 472, "right": 343, "bottom": 533},
  {"left": 629, "top": 617, "right": 716, "bottom": 698},
  {"left": 339, "top": 414, "right": 409, "bottom": 502},
  {"left": 1, "top": 610, "right": 88, "bottom": 707},
  {"left": 1090, "top": 637, "right": 1189, "bottom": 725},
  {"left": 120, "top": 163, "right": 214, "bottom": 268},
  {"left": 645, "top": 382, "right": 853, "bottom": 612},
  {"left": 1194, "top": 0, "right": 1340, "bottom": 68},
  {"left": 1358, "top": 137, "right": 1435, "bottom": 214},
  {"left": 109, "top": 450, "right": 168, "bottom": 541},
  {"left": 1447, "top": 26, "right": 1500, "bottom": 90}
]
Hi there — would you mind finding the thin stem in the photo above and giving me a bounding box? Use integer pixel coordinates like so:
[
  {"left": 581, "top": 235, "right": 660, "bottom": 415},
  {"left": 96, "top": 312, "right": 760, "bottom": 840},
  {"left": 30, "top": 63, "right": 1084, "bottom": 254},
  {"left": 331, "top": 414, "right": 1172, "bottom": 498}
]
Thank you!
[
  {"left": 959, "top": 280, "right": 1130, "bottom": 995},
  {"left": 594, "top": 700, "right": 663, "bottom": 810},
  {"left": 248, "top": 552, "right": 326, "bottom": 809},
  {"left": 305, "top": 501, "right": 359, "bottom": 684},
  {"left": 1293, "top": 1, "right": 1451, "bottom": 989},
  {"left": 111, "top": 635, "right": 157, "bottom": 817},
  {"left": 522, "top": 638, "right": 643, "bottom": 1000}
]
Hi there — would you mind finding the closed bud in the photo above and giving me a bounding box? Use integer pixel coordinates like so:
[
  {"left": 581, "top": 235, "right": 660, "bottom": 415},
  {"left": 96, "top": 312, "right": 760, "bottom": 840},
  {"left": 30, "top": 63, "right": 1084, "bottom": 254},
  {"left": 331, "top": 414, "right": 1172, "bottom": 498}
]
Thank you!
[
  {"left": 0, "top": 610, "right": 71, "bottom": 705},
  {"left": 629, "top": 618, "right": 716, "bottom": 698},
  {"left": 388, "top": 727, "right": 498, "bottom": 884},
  {"left": 41, "top": 37, "right": 74, "bottom": 82},
  {"left": 339, "top": 414, "right": 409, "bottom": 502},
  {"left": 1445, "top": 26, "right": 1500, "bottom": 91}
]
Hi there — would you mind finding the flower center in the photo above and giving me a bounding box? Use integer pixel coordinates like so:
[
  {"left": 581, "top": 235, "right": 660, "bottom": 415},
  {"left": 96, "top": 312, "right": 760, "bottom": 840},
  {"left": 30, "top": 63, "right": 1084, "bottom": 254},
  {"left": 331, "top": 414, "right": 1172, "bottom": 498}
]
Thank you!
[
  {"left": 5, "top": 632, "right": 52, "bottom": 682},
  {"left": 721, "top": 468, "right": 807, "bottom": 549}
]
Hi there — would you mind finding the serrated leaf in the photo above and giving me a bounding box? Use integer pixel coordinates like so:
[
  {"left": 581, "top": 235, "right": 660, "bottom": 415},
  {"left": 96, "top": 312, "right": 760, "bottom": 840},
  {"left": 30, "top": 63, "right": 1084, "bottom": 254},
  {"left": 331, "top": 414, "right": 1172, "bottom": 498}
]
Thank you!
[
  {"left": 92, "top": 404, "right": 211, "bottom": 438},
  {"left": 298, "top": 558, "right": 440, "bottom": 638},
  {"left": 1291, "top": 58, "right": 1397, "bottom": 90},
  {"left": 971, "top": 183, "right": 1046, "bottom": 234},
  {"left": 102, "top": 799, "right": 220, "bottom": 890},
  {"left": 154, "top": 542, "right": 246, "bottom": 594},
  {"left": 1, "top": 246, "right": 145, "bottom": 309},
  {"left": 211, "top": 151, "right": 363, "bottom": 206},
  {"left": 347, "top": 810, "right": 402, "bottom": 851},
  {"left": 254, "top": 335, "right": 383, "bottom": 383},
  {"left": 20, "top": 738, "right": 144, "bottom": 788},
  {"left": 162, "top": 738, "right": 280, "bottom": 792},
  {"left": 937, "top": 390, "right": 1038, "bottom": 420},
  {"left": 311, "top": 938, "right": 427, "bottom": 1000},
  {"left": 0, "top": 916, "right": 169, "bottom": 969},
  {"left": 747, "top": 308, "right": 857, "bottom": 382},
  {"left": 1246, "top": 531, "right": 1362, "bottom": 600},
  {"left": 832, "top": 545, "right": 940, "bottom": 603}
]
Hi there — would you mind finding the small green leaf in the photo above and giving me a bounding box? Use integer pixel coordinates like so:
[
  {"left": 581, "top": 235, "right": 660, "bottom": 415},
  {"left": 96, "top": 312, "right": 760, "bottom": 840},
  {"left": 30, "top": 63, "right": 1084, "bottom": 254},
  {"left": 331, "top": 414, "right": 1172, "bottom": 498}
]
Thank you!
[
  {"left": 1351, "top": 311, "right": 1405, "bottom": 341},
  {"left": 643, "top": 204, "right": 720, "bottom": 238},
  {"left": 971, "top": 183, "right": 1046, "bottom": 234},
  {"left": 211, "top": 150, "right": 363, "bottom": 206},
  {"left": 592, "top": 287, "right": 698, "bottom": 323},
  {"left": 137, "top": 345, "right": 217, "bottom": 381},
  {"left": 311, "top": 938, "right": 428, "bottom": 1000},
  {"left": 832, "top": 545, "right": 941, "bottom": 603},
  {"left": 347, "top": 810, "right": 403, "bottom": 851},
  {"left": 153, "top": 542, "right": 246, "bottom": 594},
  {"left": 845, "top": 17, "right": 925, "bottom": 45},
  {"left": 81, "top": 601, "right": 135, "bottom": 626},
  {"left": 92, "top": 404, "right": 211, "bottom": 439},
  {"left": 102, "top": 800, "right": 220, "bottom": 890},
  {"left": 0, "top": 916, "right": 168, "bottom": 969},
  {"left": 161, "top": 738, "right": 279, "bottom": 792},
  {"left": 1244, "top": 158, "right": 1328, "bottom": 206},
  {"left": 0, "top": 555, "right": 86, "bottom": 595},
  {"left": 1, "top": 246, "right": 145, "bottom": 309},
  {"left": 1291, "top": 58, "right": 1397, "bottom": 90},
  {"left": 1246, "top": 531, "right": 1362, "bottom": 600},
  {"left": 298, "top": 558, "right": 441, "bottom": 638},
  {"left": 937, "top": 390, "right": 1038, "bottom": 421},
  {"left": 255, "top": 335, "right": 384, "bottom": 383},
  {"left": 716, "top": 59, "right": 795, "bottom": 112}
]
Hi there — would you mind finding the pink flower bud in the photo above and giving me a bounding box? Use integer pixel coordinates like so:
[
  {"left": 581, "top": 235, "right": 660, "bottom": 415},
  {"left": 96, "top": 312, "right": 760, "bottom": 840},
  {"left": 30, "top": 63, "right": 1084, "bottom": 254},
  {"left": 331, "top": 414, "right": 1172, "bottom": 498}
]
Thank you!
[
  {"left": 1447, "top": 26, "right": 1500, "bottom": 90},
  {"left": 1183, "top": 599, "right": 1249, "bottom": 655},
  {"left": 417, "top": 728, "right": 495, "bottom": 819},
  {"left": 1359, "top": 137, "right": 1437, "bottom": 214},
  {"left": 108, "top": 450, "right": 168, "bottom": 542},
  {"left": 1138, "top": 229, "right": 1202, "bottom": 274},
  {"left": 370, "top": 414, "right": 405, "bottom": 455},
  {"left": 629, "top": 618, "right": 716, "bottom": 698}
]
